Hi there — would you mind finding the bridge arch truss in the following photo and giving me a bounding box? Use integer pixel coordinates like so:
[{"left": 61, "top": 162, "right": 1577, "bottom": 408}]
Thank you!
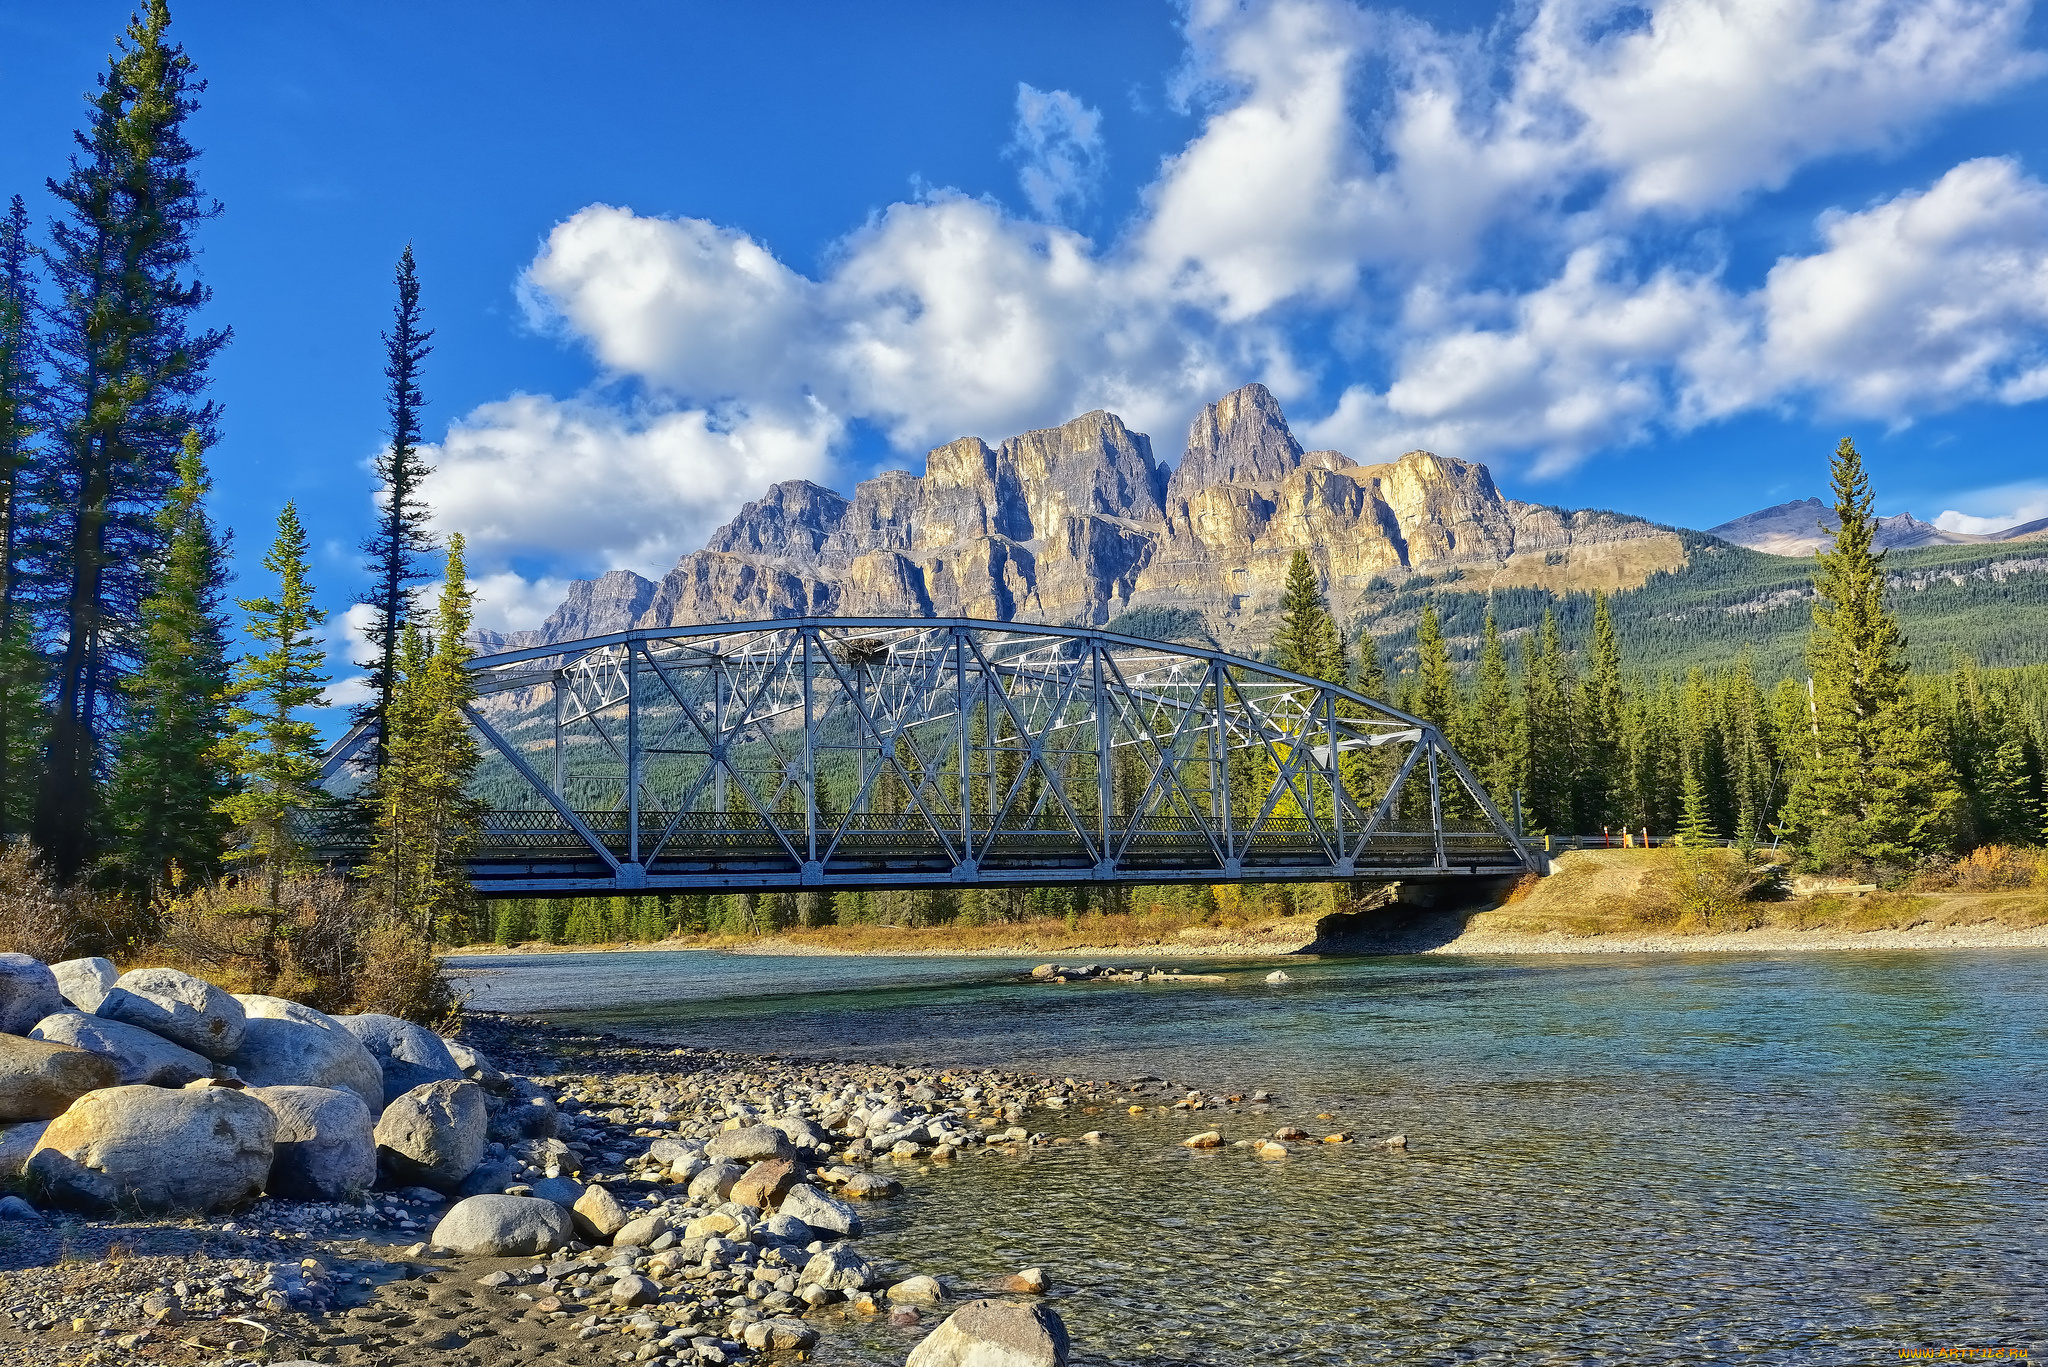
[{"left": 320, "top": 618, "right": 1539, "bottom": 893}]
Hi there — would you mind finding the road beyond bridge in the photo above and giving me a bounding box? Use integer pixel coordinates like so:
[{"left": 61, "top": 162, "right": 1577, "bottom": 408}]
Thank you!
[{"left": 315, "top": 618, "right": 1542, "bottom": 895}]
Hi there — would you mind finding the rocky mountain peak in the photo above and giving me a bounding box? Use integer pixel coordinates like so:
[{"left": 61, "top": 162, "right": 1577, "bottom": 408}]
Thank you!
[{"left": 1166, "top": 383, "right": 1303, "bottom": 505}]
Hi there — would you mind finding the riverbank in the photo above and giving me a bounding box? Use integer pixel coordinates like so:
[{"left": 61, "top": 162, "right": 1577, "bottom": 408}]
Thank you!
[{"left": 1, "top": 1010, "right": 1173, "bottom": 1367}]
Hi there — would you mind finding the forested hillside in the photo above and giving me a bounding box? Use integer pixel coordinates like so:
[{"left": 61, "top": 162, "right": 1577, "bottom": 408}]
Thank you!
[{"left": 1342, "top": 533, "right": 2048, "bottom": 685}]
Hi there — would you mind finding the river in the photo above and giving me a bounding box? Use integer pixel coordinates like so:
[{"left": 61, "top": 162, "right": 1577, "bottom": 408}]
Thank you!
[{"left": 458, "top": 948, "right": 2048, "bottom": 1365}]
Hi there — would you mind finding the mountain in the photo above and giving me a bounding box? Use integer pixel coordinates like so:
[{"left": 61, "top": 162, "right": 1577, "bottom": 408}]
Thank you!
[
  {"left": 1705, "top": 497, "right": 2048, "bottom": 556},
  {"left": 480, "top": 384, "right": 1681, "bottom": 656}
]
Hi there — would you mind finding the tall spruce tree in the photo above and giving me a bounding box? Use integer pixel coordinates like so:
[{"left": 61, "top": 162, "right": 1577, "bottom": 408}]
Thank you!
[
  {"left": 1784, "top": 438, "right": 1961, "bottom": 868},
  {"left": 1521, "top": 609, "right": 1577, "bottom": 832},
  {"left": 1413, "top": 605, "right": 1459, "bottom": 736},
  {"left": 218, "top": 503, "right": 328, "bottom": 909},
  {"left": 362, "top": 535, "right": 485, "bottom": 944},
  {"left": 1464, "top": 613, "right": 1522, "bottom": 815},
  {"left": 354, "top": 245, "right": 436, "bottom": 771},
  {"left": 0, "top": 196, "right": 44, "bottom": 835},
  {"left": 33, "top": 1, "right": 227, "bottom": 879},
  {"left": 1580, "top": 592, "right": 1625, "bottom": 830},
  {"left": 1272, "top": 549, "right": 1343, "bottom": 682},
  {"left": 104, "top": 431, "right": 232, "bottom": 891}
]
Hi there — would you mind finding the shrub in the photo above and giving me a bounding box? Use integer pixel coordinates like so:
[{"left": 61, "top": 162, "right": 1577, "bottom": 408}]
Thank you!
[{"left": 138, "top": 873, "right": 456, "bottom": 1024}]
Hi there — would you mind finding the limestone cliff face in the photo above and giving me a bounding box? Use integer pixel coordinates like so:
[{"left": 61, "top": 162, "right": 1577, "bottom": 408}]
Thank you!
[{"left": 497, "top": 382, "right": 1679, "bottom": 653}]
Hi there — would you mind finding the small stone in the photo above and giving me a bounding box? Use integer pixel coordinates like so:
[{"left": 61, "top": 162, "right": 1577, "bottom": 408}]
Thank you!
[
  {"left": 0, "top": 1194, "right": 39, "bottom": 1220},
  {"left": 1323, "top": 1132, "right": 1353, "bottom": 1144},
  {"left": 1264, "top": 970, "right": 1292, "bottom": 983},
  {"left": 730, "top": 1157, "right": 799, "bottom": 1210},
  {"left": 610, "top": 1274, "right": 657, "bottom": 1306},
  {"left": 1274, "top": 1127, "right": 1309, "bottom": 1141},
  {"left": 999, "top": 1267, "right": 1051, "bottom": 1293},
  {"left": 887, "top": 1274, "right": 946, "bottom": 1306},
  {"left": 572, "top": 1183, "right": 630, "bottom": 1241},
  {"left": 1181, "top": 1130, "right": 1224, "bottom": 1149},
  {"left": 139, "top": 1289, "right": 185, "bottom": 1325},
  {"left": 1382, "top": 1133, "right": 1409, "bottom": 1149},
  {"left": 1255, "top": 1140, "right": 1290, "bottom": 1160},
  {"left": 613, "top": 1212, "right": 668, "bottom": 1248},
  {"left": 890, "top": 1307, "right": 922, "bottom": 1327},
  {"left": 838, "top": 1171, "right": 901, "bottom": 1199},
  {"left": 1080, "top": 1131, "right": 1107, "bottom": 1144}
]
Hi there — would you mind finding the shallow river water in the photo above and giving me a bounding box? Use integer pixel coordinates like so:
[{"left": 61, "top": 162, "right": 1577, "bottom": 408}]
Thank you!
[{"left": 459, "top": 948, "right": 2048, "bottom": 1365}]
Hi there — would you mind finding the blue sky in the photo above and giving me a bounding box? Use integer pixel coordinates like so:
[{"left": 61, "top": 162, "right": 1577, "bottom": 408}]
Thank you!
[{"left": 3, "top": 0, "right": 2047, "bottom": 668}]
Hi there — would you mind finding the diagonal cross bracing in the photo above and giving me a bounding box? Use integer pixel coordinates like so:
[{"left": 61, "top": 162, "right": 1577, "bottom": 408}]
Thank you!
[{"left": 314, "top": 617, "right": 1542, "bottom": 892}]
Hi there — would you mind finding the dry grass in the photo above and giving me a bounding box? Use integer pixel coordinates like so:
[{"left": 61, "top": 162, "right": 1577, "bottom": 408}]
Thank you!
[
  {"left": 1465, "top": 845, "right": 2048, "bottom": 939},
  {"left": 130, "top": 874, "right": 458, "bottom": 1025}
]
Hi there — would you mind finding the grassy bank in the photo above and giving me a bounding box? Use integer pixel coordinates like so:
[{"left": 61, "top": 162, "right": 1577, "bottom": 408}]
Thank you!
[
  {"left": 446, "top": 847, "right": 2048, "bottom": 961},
  {"left": 1464, "top": 847, "right": 2048, "bottom": 940}
]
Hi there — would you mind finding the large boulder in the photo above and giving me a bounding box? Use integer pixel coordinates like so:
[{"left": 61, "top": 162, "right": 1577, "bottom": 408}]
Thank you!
[
  {"left": 906, "top": 1300, "right": 1071, "bottom": 1367},
  {"left": 780, "top": 1182, "right": 862, "bottom": 1237},
  {"left": 26, "top": 1085, "right": 275, "bottom": 1214},
  {"left": 333, "top": 1014, "right": 462, "bottom": 1107},
  {"left": 432, "top": 1194, "right": 572, "bottom": 1256},
  {"left": 248, "top": 1085, "right": 376, "bottom": 1201},
  {"left": 226, "top": 999, "right": 384, "bottom": 1114},
  {"left": 0, "top": 1036, "right": 119, "bottom": 1122},
  {"left": 0, "top": 1121, "right": 49, "bottom": 1178},
  {"left": 707, "top": 1124, "right": 796, "bottom": 1164},
  {"left": 373, "top": 1079, "right": 487, "bottom": 1192},
  {"left": 95, "top": 969, "right": 246, "bottom": 1061},
  {"left": 0, "top": 954, "right": 63, "bottom": 1036},
  {"left": 30, "top": 1013, "right": 213, "bottom": 1087},
  {"left": 50, "top": 958, "right": 118, "bottom": 1014}
]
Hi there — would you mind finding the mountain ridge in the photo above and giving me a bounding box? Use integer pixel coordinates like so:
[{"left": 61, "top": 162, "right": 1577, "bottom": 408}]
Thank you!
[{"left": 477, "top": 384, "right": 1681, "bottom": 656}]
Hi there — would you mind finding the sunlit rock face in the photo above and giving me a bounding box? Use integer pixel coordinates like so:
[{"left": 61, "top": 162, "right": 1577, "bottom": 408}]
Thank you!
[{"left": 497, "top": 382, "right": 1677, "bottom": 651}]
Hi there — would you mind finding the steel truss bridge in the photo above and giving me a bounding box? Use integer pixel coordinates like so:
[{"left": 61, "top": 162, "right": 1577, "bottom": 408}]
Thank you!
[{"left": 316, "top": 618, "right": 1541, "bottom": 895}]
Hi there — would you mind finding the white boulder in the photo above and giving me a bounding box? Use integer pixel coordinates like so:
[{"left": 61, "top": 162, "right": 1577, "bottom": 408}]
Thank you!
[
  {"left": 432, "top": 1194, "right": 572, "bottom": 1256},
  {"left": 906, "top": 1300, "right": 1071, "bottom": 1367},
  {"left": 249, "top": 1085, "right": 377, "bottom": 1201},
  {"left": 334, "top": 1013, "right": 462, "bottom": 1107},
  {"left": 0, "top": 954, "right": 62, "bottom": 1036},
  {"left": 227, "top": 997, "right": 384, "bottom": 1114},
  {"left": 30, "top": 1012, "right": 213, "bottom": 1087},
  {"left": 26, "top": 1084, "right": 275, "bottom": 1213},
  {"left": 373, "top": 1079, "right": 487, "bottom": 1191},
  {"left": 95, "top": 968, "right": 247, "bottom": 1061},
  {"left": 50, "top": 958, "right": 118, "bottom": 1014}
]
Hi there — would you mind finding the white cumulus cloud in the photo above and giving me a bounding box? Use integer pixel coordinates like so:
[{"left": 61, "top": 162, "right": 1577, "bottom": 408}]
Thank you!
[
  {"left": 1007, "top": 85, "right": 1108, "bottom": 222},
  {"left": 424, "top": 0, "right": 2048, "bottom": 630}
]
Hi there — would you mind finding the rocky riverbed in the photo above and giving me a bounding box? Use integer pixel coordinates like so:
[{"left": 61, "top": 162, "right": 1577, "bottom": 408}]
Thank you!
[{"left": 1, "top": 950, "right": 1122, "bottom": 1367}]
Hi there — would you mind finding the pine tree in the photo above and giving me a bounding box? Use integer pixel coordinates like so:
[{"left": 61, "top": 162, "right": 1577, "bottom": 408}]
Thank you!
[
  {"left": 1463, "top": 613, "right": 1522, "bottom": 815},
  {"left": 1272, "top": 549, "right": 1343, "bottom": 682},
  {"left": 1410, "top": 603, "right": 1456, "bottom": 725},
  {"left": 1521, "top": 610, "right": 1577, "bottom": 833},
  {"left": 1580, "top": 593, "right": 1625, "bottom": 830},
  {"left": 362, "top": 536, "right": 486, "bottom": 944},
  {"left": 1784, "top": 438, "right": 1961, "bottom": 868},
  {"left": 1353, "top": 630, "right": 1387, "bottom": 699},
  {"left": 218, "top": 502, "right": 328, "bottom": 910},
  {"left": 0, "top": 196, "right": 44, "bottom": 836},
  {"left": 34, "top": 1, "right": 228, "bottom": 880},
  {"left": 104, "top": 431, "right": 233, "bottom": 891},
  {"left": 354, "top": 244, "right": 436, "bottom": 771}
]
